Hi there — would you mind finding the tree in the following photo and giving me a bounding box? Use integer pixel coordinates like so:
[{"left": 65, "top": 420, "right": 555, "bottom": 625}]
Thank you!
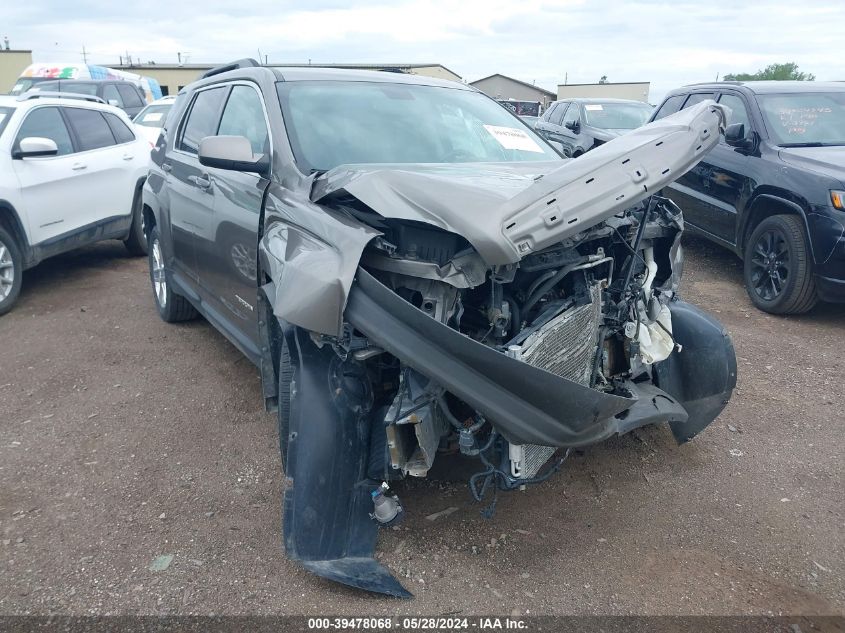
[
  {"left": 724, "top": 62, "right": 815, "bottom": 82},
  {"left": 599, "top": 75, "right": 608, "bottom": 84}
]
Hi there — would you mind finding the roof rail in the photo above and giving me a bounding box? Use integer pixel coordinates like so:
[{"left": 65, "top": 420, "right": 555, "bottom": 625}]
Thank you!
[
  {"left": 201, "top": 58, "right": 262, "bottom": 79},
  {"left": 18, "top": 92, "right": 107, "bottom": 104}
]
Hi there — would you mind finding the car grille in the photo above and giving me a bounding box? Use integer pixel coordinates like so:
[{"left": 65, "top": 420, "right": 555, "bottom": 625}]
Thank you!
[{"left": 510, "top": 285, "right": 602, "bottom": 478}]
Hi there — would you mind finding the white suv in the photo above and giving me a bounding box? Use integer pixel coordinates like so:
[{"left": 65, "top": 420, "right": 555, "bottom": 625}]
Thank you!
[{"left": 0, "top": 93, "right": 150, "bottom": 315}]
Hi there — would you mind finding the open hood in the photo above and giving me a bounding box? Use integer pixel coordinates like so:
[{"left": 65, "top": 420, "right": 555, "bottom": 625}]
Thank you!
[{"left": 313, "top": 101, "right": 727, "bottom": 265}]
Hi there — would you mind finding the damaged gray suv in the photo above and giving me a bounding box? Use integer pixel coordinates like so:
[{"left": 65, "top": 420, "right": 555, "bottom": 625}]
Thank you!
[{"left": 143, "top": 59, "right": 737, "bottom": 598}]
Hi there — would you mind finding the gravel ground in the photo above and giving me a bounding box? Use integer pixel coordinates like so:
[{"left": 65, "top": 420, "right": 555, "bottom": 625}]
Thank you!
[{"left": 0, "top": 235, "right": 842, "bottom": 616}]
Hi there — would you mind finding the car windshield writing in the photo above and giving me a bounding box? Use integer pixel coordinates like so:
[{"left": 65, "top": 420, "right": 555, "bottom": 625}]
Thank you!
[
  {"left": 277, "top": 81, "right": 559, "bottom": 172},
  {"left": 583, "top": 103, "right": 652, "bottom": 130},
  {"left": 758, "top": 93, "right": 845, "bottom": 146}
]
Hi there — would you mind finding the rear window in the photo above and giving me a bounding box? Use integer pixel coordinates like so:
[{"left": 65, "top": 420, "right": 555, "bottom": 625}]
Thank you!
[
  {"left": 104, "top": 112, "right": 136, "bottom": 144},
  {"left": 117, "top": 84, "right": 144, "bottom": 108},
  {"left": 64, "top": 107, "right": 116, "bottom": 151}
]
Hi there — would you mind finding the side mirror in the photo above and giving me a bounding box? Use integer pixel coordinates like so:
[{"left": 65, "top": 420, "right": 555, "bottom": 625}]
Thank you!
[
  {"left": 14, "top": 137, "right": 59, "bottom": 159},
  {"left": 725, "top": 123, "right": 752, "bottom": 149},
  {"left": 198, "top": 135, "right": 268, "bottom": 174},
  {"left": 564, "top": 120, "right": 579, "bottom": 131}
]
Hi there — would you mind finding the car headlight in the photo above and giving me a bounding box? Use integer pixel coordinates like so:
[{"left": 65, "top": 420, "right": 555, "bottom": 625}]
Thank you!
[{"left": 831, "top": 190, "right": 845, "bottom": 210}]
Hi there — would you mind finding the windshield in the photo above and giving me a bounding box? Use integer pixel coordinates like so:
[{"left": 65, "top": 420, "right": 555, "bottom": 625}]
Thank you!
[
  {"left": 758, "top": 92, "right": 845, "bottom": 147},
  {"left": 134, "top": 103, "right": 172, "bottom": 127},
  {"left": 583, "top": 102, "right": 652, "bottom": 130},
  {"left": 277, "top": 81, "right": 559, "bottom": 172},
  {"left": 0, "top": 107, "right": 13, "bottom": 137}
]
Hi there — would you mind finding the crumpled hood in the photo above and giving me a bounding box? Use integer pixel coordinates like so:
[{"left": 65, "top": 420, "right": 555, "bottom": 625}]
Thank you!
[
  {"left": 312, "top": 101, "right": 727, "bottom": 265},
  {"left": 778, "top": 146, "right": 845, "bottom": 186}
]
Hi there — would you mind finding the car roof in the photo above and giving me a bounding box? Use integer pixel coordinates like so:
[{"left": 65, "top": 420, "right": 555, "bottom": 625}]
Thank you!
[
  {"left": 269, "top": 66, "right": 471, "bottom": 90},
  {"left": 681, "top": 81, "right": 845, "bottom": 94},
  {"left": 0, "top": 93, "right": 128, "bottom": 115}
]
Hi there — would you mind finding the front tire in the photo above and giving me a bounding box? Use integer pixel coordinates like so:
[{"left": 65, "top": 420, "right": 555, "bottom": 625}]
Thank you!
[
  {"left": 0, "top": 227, "right": 23, "bottom": 316},
  {"left": 743, "top": 214, "right": 817, "bottom": 314},
  {"left": 148, "top": 225, "right": 197, "bottom": 323}
]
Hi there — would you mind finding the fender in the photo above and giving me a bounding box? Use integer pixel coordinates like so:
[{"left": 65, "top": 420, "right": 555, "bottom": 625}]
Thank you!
[
  {"left": 0, "top": 200, "right": 34, "bottom": 268},
  {"left": 740, "top": 192, "right": 815, "bottom": 260}
]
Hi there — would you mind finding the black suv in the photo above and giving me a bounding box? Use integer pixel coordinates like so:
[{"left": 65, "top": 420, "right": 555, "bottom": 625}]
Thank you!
[
  {"left": 535, "top": 98, "right": 653, "bottom": 157},
  {"left": 30, "top": 79, "right": 147, "bottom": 118},
  {"left": 143, "top": 60, "right": 736, "bottom": 597},
  {"left": 650, "top": 82, "right": 845, "bottom": 313}
]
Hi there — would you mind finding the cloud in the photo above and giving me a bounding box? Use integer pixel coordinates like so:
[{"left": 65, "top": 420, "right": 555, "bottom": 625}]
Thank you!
[{"left": 6, "top": 0, "right": 843, "bottom": 102}]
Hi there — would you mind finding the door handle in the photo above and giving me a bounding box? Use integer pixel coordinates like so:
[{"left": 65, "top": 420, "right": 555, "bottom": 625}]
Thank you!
[
  {"left": 161, "top": 163, "right": 172, "bottom": 173},
  {"left": 122, "top": 154, "right": 134, "bottom": 161},
  {"left": 71, "top": 162, "right": 87, "bottom": 171},
  {"left": 188, "top": 175, "right": 211, "bottom": 189}
]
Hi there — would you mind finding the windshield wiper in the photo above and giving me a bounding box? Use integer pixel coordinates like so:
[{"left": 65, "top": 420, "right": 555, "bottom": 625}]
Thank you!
[{"left": 778, "top": 142, "right": 845, "bottom": 148}]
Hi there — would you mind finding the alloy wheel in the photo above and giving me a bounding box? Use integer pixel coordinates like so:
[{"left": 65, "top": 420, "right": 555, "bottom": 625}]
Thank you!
[
  {"left": 0, "top": 240, "right": 14, "bottom": 302},
  {"left": 151, "top": 238, "right": 167, "bottom": 308},
  {"left": 749, "top": 228, "right": 789, "bottom": 301}
]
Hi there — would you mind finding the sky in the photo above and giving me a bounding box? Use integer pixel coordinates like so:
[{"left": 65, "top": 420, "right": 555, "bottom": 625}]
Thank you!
[{"left": 4, "top": 0, "right": 843, "bottom": 103}]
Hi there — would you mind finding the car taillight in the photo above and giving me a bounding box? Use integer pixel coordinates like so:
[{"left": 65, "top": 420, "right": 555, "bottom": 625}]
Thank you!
[{"left": 831, "top": 190, "right": 845, "bottom": 210}]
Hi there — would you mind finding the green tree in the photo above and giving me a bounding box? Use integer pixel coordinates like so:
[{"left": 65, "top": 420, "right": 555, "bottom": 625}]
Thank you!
[
  {"left": 599, "top": 75, "right": 608, "bottom": 84},
  {"left": 724, "top": 62, "right": 815, "bottom": 82}
]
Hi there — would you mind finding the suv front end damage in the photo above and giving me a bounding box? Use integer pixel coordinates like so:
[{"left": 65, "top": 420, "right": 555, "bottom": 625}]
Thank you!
[{"left": 260, "top": 101, "right": 737, "bottom": 597}]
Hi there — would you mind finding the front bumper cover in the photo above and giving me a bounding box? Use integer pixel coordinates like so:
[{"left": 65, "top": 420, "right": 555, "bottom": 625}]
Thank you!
[{"left": 346, "top": 268, "right": 737, "bottom": 448}]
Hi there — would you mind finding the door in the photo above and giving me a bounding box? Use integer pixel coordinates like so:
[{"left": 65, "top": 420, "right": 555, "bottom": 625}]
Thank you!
[
  {"left": 165, "top": 85, "right": 228, "bottom": 284},
  {"left": 539, "top": 102, "right": 569, "bottom": 154},
  {"left": 678, "top": 92, "right": 753, "bottom": 243},
  {"left": 62, "top": 106, "right": 136, "bottom": 227},
  {"left": 663, "top": 92, "right": 717, "bottom": 228},
  {"left": 10, "top": 106, "right": 93, "bottom": 245},
  {"left": 196, "top": 83, "right": 271, "bottom": 352}
]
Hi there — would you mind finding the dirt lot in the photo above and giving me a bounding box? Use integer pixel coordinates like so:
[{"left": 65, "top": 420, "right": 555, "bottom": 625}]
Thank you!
[{"left": 0, "top": 235, "right": 843, "bottom": 616}]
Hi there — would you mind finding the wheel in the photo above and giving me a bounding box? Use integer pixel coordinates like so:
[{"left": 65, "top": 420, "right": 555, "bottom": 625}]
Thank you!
[
  {"left": 148, "top": 225, "right": 198, "bottom": 323},
  {"left": 0, "top": 227, "right": 23, "bottom": 316},
  {"left": 743, "top": 214, "right": 818, "bottom": 314},
  {"left": 123, "top": 191, "right": 148, "bottom": 256},
  {"left": 277, "top": 336, "right": 296, "bottom": 475}
]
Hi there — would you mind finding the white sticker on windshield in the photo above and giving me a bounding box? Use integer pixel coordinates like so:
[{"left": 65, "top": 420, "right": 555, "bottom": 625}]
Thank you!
[
  {"left": 483, "top": 125, "right": 544, "bottom": 153},
  {"left": 584, "top": 104, "right": 603, "bottom": 111},
  {"left": 142, "top": 112, "right": 163, "bottom": 123}
]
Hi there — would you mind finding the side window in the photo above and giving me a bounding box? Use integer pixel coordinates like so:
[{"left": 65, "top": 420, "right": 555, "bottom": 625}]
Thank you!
[
  {"left": 562, "top": 103, "right": 580, "bottom": 128},
  {"left": 103, "top": 84, "right": 123, "bottom": 107},
  {"left": 178, "top": 87, "right": 228, "bottom": 154},
  {"left": 551, "top": 103, "right": 569, "bottom": 126},
  {"left": 718, "top": 93, "right": 751, "bottom": 132},
  {"left": 217, "top": 85, "right": 270, "bottom": 155},
  {"left": 542, "top": 103, "right": 557, "bottom": 121},
  {"left": 653, "top": 94, "right": 685, "bottom": 120},
  {"left": 104, "top": 112, "right": 136, "bottom": 144},
  {"left": 64, "top": 108, "right": 117, "bottom": 151},
  {"left": 117, "top": 84, "right": 144, "bottom": 108},
  {"left": 683, "top": 93, "right": 715, "bottom": 109},
  {"left": 14, "top": 107, "right": 74, "bottom": 156}
]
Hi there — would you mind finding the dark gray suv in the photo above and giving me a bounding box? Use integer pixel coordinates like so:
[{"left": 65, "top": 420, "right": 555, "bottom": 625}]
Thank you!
[{"left": 142, "top": 60, "right": 736, "bottom": 598}]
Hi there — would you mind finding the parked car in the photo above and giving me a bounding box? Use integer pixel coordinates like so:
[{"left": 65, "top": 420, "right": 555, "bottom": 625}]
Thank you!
[
  {"left": 144, "top": 60, "right": 736, "bottom": 597},
  {"left": 28, "top": 79, "right": 149, "bottom": 118},
  {"left": 650, "top": 81, "right": 845, "bottom": 314},
  {"left": 0, "top": 93, "right": 150, "bottom": 315},
  {"left": 132, "top": 95, "right": 177, "bottom": 147},
  {"left": 536, "top": 98, "right": 653, "bottom": 157},
  {"left": 11, "top": 63, "right": 163, "bottom": 103}
]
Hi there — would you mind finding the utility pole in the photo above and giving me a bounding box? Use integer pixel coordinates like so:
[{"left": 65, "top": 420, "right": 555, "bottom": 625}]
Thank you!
[{"left": 81, "top": 45, "right": 88, "bottom": 63}]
